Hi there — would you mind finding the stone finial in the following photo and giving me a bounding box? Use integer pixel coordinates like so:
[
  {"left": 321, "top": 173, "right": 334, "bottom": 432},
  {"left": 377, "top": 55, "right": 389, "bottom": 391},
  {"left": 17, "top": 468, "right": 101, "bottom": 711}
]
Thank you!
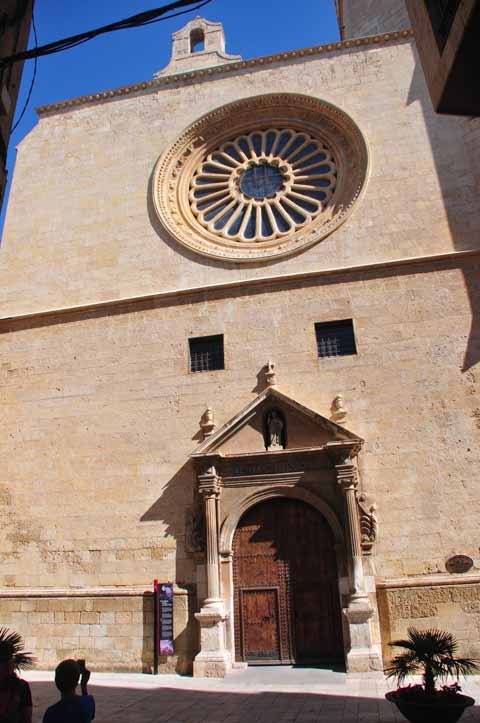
[
  {"left": 265, "top": 360, "right": 277, "bottom": 387},
  {"left": 331, "top": 394, "right": 347, "bottom": 423},
  {"left": 154, "top": 17, "right": 242, "bottom": 77},
  {"left": 200, "top": 406, "right": 216, "bottom": 439}
]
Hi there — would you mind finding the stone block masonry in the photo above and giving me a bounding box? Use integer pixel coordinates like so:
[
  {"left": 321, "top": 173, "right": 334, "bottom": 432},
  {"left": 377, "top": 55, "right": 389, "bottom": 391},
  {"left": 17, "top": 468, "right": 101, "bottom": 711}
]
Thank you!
[{"left": 0, "top": 590, "right": 195, "bottom": 672}]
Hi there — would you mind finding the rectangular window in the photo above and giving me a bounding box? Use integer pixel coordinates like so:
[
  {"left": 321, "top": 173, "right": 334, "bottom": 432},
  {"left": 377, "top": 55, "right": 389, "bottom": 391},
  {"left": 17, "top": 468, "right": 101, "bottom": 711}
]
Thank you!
[
  {"left": 189, "top": 334, "right": 224, "bottom": 372},
  {"left": 424, "top": 0, "right": 461, "bottom": 52},
  {"left": 315, "top": 319, "right": 357, "bottom": 358}
]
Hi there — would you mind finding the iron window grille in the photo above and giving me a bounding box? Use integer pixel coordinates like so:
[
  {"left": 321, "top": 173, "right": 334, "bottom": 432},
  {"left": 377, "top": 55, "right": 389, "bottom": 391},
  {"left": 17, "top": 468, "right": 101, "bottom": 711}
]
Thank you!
[
  {"left": 189, "top": 334, "right": 224, "bottom": 372},
  {"left": 315, "top": 319, "right": 357, "bottom": 358}
]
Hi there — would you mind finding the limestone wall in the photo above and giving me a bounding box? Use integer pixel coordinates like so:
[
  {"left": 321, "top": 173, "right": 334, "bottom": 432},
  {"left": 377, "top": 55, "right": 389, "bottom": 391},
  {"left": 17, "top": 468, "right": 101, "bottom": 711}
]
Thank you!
[
  {"left": 0, "top": 590, "right": 194, "bottom": 671},
  {"left": 1, "top": 253, "right": 480, "bottom": 667},
  {"left": 1, "top": 38, "right": 479, "bottom": 316},
  {"left": 1, "top": 258, "right": 479, "bottom": 581}
]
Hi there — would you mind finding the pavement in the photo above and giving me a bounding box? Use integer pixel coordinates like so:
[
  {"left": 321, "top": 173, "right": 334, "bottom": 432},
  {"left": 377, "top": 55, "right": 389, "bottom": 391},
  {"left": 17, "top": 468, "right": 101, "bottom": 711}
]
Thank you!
[{"left": 25, "top": 666, "right": 480, "bottom": 722}]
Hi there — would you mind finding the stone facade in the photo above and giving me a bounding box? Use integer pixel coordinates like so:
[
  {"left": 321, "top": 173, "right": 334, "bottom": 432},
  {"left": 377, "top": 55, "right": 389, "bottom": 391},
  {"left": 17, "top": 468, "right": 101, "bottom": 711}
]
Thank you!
[{"left": 1, "top": 6, "right": 480, "bottom": 674}]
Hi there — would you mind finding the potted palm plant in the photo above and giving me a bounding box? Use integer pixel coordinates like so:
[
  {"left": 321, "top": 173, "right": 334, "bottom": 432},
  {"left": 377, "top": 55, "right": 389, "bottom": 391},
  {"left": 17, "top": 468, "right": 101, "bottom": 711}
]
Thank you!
[{"left": 385, "top": 628, "right": 478, "bottom": 723}]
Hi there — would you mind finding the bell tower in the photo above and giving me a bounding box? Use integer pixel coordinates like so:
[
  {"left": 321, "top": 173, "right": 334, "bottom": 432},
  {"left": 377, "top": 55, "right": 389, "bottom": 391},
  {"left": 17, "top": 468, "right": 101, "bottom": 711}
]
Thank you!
[{"left": 335, "top": 0, "right": 411, "bottom": 39}]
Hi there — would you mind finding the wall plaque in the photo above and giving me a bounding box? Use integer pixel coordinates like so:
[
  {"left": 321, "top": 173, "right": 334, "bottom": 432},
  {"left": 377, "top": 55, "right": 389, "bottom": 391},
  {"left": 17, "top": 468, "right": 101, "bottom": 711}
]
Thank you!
[{"left": 445, "top": 555, "right": 474, "bottom": 574}]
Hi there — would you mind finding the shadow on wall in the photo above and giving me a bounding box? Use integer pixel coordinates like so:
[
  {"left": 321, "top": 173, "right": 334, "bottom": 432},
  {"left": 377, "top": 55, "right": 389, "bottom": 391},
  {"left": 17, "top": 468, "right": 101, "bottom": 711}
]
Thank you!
[
  {"left": 140, "top": 459, "right": 201, "bottom": 675},
  {"left": 407, "top": 53, "right": 480, "bottom": 372},
  {"left": 26, "top": 679, "right": 480, "bottom": 723}
]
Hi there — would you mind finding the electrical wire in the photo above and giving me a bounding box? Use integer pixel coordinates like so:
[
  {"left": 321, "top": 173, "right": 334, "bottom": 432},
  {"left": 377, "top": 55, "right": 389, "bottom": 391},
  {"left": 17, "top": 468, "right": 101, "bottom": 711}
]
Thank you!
[
  {"left": 10, "top": 10, "right": 38, "bottom": 134},
  {"left": 0, "top": 0, "right": 212, "bottom": 69}
]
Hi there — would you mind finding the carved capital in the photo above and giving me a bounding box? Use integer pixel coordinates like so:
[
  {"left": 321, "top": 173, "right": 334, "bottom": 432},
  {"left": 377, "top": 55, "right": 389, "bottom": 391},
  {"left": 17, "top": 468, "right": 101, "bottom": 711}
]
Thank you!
[
  {"left": 198, "top": 466, "right": 221, "bottom": 498},
  {"left": 335, "top": 462, "right": 358, "bottom": 492}
]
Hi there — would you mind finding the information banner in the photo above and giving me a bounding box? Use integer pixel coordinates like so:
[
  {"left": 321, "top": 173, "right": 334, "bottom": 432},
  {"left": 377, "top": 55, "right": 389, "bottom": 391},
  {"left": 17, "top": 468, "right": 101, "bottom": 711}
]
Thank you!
[{"left": 154, "top": 579, "right": 174, "bottom": 670}]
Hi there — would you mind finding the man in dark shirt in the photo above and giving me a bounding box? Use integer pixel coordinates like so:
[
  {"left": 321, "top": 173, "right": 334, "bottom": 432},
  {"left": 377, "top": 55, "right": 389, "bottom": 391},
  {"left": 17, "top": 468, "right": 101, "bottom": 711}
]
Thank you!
[{"left": 43, "top": 660, "right": 95, "bottom": 723}]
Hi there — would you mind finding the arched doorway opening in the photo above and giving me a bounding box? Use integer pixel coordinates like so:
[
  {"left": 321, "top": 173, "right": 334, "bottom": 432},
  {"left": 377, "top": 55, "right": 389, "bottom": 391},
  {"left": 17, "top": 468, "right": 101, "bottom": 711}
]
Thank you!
[{"left": 232, "top": 497, "right": 344, "bottom": 665}]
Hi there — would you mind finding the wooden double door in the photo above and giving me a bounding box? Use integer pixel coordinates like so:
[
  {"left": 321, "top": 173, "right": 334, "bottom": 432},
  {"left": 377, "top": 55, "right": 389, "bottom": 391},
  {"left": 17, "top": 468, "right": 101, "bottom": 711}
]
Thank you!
[{"left": 232, "top": 497, "right": 343, "bottom": 664}]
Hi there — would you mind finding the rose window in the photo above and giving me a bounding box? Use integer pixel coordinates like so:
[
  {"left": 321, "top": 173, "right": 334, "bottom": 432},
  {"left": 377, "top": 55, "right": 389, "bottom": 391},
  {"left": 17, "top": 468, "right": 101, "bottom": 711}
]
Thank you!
[
  {"left": 152, "top": 94, "right": 369, "bottom": 262},
  {"left": 189, "top": 129, "right": 337, "bottom": 242}
]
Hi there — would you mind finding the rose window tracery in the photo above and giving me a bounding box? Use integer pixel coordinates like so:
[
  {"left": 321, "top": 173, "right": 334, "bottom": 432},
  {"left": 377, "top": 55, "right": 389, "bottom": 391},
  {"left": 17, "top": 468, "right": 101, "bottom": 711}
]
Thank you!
[
  {"left": 152, "top": 94, "right": 369, "bottom": 262},
  {"left": 190, "top": 129, "right": 337, "bottom": 242}
]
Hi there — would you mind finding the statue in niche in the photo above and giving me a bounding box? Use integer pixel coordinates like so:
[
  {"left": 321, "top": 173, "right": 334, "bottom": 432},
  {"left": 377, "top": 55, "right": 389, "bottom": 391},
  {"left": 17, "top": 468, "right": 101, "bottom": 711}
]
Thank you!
[{"left": 265, "top": 409, "right": 285, "bottom": 451}]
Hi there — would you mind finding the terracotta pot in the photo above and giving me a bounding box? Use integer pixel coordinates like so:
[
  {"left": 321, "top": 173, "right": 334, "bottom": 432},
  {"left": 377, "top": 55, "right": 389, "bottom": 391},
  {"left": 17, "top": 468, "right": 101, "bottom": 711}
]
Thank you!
[{"left": 385, "top": 690, "right": 474, "bottom": 723}]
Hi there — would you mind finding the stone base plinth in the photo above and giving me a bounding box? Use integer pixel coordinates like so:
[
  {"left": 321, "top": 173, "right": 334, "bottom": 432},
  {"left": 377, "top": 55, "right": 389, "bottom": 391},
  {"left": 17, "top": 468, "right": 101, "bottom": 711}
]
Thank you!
[
  {"left": 343, "top": 600, "right": 383, "bottom": 673},
  {"left": 346, "top": 646, "right": 384, "bottom": 673},
  {"left": 193, "top": 608, "right": 232, "bottom": 678},
  {"left": 193, "top": 653, "right": 232, "bottom": 678}
]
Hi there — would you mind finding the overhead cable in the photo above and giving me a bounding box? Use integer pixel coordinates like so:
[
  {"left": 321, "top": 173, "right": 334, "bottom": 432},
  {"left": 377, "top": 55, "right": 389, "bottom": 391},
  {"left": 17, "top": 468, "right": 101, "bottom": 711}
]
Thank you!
[
  {"left": 10, "top": 11, "right": 38, "bottom": 133},
  {"left": 0, "top": 0, "right": 212, "bottom": 69}
]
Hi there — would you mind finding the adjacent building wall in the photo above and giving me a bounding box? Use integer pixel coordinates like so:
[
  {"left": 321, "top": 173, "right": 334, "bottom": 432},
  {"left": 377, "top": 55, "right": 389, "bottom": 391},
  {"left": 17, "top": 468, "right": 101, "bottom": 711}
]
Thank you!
[
  {"left": 339, "top": 0, "right": 410, "bottom": 39},
  {"left": 0, "top": 0, "right": 34, "bottom": 212}
]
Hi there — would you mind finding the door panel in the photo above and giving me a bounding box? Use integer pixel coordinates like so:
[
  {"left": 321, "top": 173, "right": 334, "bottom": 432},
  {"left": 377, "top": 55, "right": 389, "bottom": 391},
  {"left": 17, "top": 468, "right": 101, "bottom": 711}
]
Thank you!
[
  {"left": 233, "top": 497, "right": 343, "bottom": 664},
  {"left": 241, "top": 588, "right": 280, "bottom": 661}
]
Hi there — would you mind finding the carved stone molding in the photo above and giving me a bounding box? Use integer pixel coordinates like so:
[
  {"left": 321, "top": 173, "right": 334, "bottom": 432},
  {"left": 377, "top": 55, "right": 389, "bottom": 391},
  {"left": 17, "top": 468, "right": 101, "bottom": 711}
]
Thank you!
[
  {"left": 357, "top": 492, "right": 378, "bottom": 556},
  {"left": 152, "top": 93, "right": 370, "bottom": 262}
]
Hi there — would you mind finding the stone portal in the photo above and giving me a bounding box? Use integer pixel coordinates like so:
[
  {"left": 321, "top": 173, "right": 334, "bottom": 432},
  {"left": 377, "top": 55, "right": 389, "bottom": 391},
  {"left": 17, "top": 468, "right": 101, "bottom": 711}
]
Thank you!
[{"left": 191, "top": 386, "right": 383, "bottom": 676}]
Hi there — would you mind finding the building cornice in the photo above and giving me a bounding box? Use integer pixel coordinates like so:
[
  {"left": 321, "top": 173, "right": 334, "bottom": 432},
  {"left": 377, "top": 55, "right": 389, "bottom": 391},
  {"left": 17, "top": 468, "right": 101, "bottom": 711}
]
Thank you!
[
  {"left": 36, "top": 29, "right": 413, "bottom": 117},
  {"left": 377, "top": 574, "right": 480, "bottom": 590},
  {"left": 0, "top": 585, "right": 191, "bottom": 598},
  {"left": 0, "top": 248, "right": 477, "bottom": 332}
]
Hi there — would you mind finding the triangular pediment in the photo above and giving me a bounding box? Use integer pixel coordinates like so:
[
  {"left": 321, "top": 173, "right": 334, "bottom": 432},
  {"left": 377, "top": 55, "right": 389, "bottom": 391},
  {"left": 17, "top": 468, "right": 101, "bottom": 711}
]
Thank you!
[{"left": 192, "top": 387, "right": 363, "bottom": 459}]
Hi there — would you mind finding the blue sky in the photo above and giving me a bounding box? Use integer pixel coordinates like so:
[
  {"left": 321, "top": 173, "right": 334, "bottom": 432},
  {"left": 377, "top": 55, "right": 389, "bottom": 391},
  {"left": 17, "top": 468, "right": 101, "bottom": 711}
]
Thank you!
[{"left": 1, "top": 0, "right": 340, "bottom": 236}]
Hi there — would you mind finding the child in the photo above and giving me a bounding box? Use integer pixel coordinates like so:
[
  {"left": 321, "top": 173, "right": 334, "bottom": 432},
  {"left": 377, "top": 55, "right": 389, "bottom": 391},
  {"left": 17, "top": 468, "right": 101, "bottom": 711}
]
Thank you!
[{"left": 43, "top": 659, "right": 95, "bottom": 723}]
